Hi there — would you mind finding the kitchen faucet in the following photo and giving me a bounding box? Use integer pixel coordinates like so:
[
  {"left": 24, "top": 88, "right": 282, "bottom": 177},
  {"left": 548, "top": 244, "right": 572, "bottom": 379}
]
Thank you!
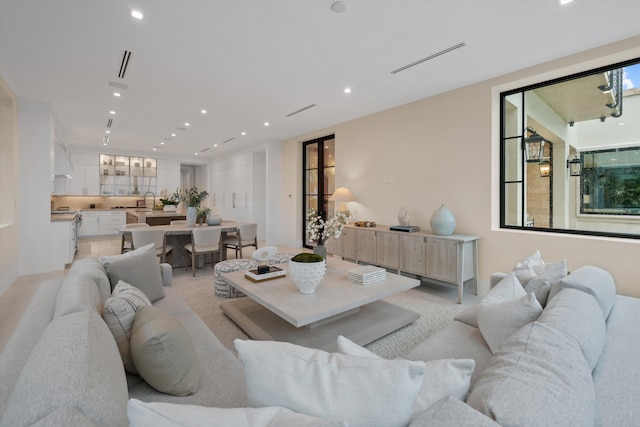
[{"left": 144, "top": 191, "right": 156, "bottom": 209}]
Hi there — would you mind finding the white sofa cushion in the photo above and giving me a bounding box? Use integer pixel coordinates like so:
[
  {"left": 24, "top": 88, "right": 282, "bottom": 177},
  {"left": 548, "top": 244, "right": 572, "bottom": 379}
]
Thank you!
[
  {"left": 477, "top": 293, "right": 542, "bottom": 354},
  {"left": 0, "top": 311, "right": 129, "bottom": 427},
  {"left": 548, "top": 265, "right": 616, "bottom": 319},
  {"left": 467, "top": 321, "right": 596, "bottom": 426},
  {"left": 127, "top": 399, "right": 347, "bottom": 427},
  {"left": 234, "top": 339, "right": 425, "bottom": 427},
  {"left": 336, "top": 335, "right": 474, "bottom": 421},
  {"left": 409, "top": 396, "right": 500, "bottom": 427},
  {"left": 53, "top": 274, "right": 103, "bottom": 318},
  {"left": 103, "top": 280, "right": 152, "bottom": 374}
]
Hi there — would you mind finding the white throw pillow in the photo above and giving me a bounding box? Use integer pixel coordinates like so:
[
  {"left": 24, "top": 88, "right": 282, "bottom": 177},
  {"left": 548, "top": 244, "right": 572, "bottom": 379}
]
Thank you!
[
  {"left": 336, "top": 336, "right": 475, "bottom": 421},
  {"left": 234, "top": 339, "right": 425, "bottom": 427},
  {"left": 477, "top": 293, "right": 543, "bottom": 354},
  {"left": 512, "top": 251, "right": 567, "bottom": 307},
  {"left": 103, "top": 280, "right": 152, "bottom": 373},
  {"left": 102, "top": 246, "right": 165, "bottom": 302},
  {"left": 127, "top": 399, "right": 347, "bottom": 427},
  {"left": 454, "top": 272, "right": 525, "bottom": 329},
  {"left": 532, "top": 259, "right": 568, "bottom": 286}
]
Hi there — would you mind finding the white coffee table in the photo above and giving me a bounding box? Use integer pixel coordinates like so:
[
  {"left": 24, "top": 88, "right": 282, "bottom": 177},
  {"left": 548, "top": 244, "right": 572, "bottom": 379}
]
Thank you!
[{"left": 220, "top": 257, "right": 420, "bottom": 351}]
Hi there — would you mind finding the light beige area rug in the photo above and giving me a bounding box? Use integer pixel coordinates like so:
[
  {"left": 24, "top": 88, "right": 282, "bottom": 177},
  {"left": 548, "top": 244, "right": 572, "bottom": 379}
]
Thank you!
[{"left": 171, "top": 270, "right": 465, "bottom": 359}]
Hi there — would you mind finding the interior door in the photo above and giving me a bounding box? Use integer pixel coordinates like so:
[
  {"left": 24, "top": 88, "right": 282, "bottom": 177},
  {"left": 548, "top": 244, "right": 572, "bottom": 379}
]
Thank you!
[{"left": 302, "top": 135, "right": 335, "bottom": 249}]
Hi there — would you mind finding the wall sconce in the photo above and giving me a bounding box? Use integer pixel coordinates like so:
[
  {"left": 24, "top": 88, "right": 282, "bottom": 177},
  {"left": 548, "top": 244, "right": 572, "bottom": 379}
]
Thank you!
[
  {"left": 539, "top": 159, "right": 551, "bottom": 177},
  {"left": 329, "top": 187, "right": 355, "bottom": 217},
  {"left": 523, "top": 127, "right": 547, "bottom": 163},
  {"left": 567, "top": 153, "right": 582, "bottom": 176}
]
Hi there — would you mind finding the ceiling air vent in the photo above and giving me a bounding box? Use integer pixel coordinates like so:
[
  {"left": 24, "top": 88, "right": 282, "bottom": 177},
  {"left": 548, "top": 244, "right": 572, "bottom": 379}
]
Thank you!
[
  {"left": 222, "top": 137, "right": 235, "bottom": 144},
  {"left": 176, "top": 126, "right": 188, "bottom": 131},
  {"left": 286, "top": 104, "right": 317, "bottom": 117},
  {"left": 390, "top": 42, "right": 466, "bottom": 74},
  {"left": 106, "top": 118, "right": 113, "bottom": 128},
  {"left": 201, "top": 147, "right": 211, "bottom": 152},
  {"left": 118, "top": 50, "right": 132, "bottom": 79}
]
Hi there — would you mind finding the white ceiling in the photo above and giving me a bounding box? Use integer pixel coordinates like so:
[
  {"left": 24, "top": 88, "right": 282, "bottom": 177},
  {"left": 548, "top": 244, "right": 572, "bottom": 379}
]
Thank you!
[{"left": 1, "top": 0, "right": 640, "bottom": 162}]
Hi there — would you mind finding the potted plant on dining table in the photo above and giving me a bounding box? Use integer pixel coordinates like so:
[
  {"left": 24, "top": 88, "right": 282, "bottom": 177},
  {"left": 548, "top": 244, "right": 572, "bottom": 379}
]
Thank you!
[{"left": 175, "top": 187, "right": 209, "bottom": 227}]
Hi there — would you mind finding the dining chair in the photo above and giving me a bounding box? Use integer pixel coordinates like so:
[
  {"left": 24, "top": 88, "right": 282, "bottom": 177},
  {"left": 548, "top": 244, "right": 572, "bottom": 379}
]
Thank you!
[
  {"left": 131, "top": 228, "right": 173, "bottom": 263},
  {"left": 184, "top": 227, "right": 222, "bottom": 276},
  {"left": 222, "top": 223, "right": 258, "bottom": 259},
  {"left": 120, "top": 223, "right": 150, "bottom": 254},
  {"left": 170, "top": 220, "right": 187, "bottom": 225}
]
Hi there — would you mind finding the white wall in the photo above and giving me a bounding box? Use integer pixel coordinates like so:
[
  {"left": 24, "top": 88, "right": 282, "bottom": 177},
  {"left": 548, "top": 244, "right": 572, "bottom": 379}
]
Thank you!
[
  {"left": 0, "top": 76, "right": 18, "bottom": 294},
  {"left": 17, "top": 98, "right": 55, "bottom": 275},
  {"left": 280, "top": 35, "right": 640, "bottom": 298}
]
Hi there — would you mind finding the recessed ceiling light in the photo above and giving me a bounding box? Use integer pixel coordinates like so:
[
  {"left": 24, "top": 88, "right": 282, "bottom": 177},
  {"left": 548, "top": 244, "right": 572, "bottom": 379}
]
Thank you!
[
  {"left": 194, "top": 152, "right": 199, "bottom": 155},
  {"left": 619, "top": 123, "right": 625, "bottom": 126},
  {"left": 556, "top": 0, "right": 573, "bottom": 5},
  {"left": 152, "top": 147, "right": 157, "bottom": 151},
  {"left": 241, "top": 132, "right": 246, "bottom": 136},
  {"left": 130, "top": 9, "right": 144, "bottom": 20},
  {"left": 105, "top": 130, "right": 111, "bottom": 134},
  {"left": 264, "top": 122, "right": 270, "bottom": 127},
  {"left": 109, "top": 110, "right": 116, "bottom": 115},
  {"left": 201, "top": 109, "right": 207, "bottom": 114},
  {"left": 185, "top": 122, "right": 190, "bottom": 127},
  {"left": 171, "top": 133, "right": 176, "bottom": 137},
  {"left": 214, "top": 144, "right": 218, "bottom": 147},
  {"left": 343, "top": 87, "right": 352, "bottom": 94},
  {"left": 160, "top": 141, "right": 165, "bottom": 145},
  {"left": 102, "top": 142, "right": 108, "bottom": 146},
  {"left": 113, "top": 92, "right": 121, "bottom": 97}
]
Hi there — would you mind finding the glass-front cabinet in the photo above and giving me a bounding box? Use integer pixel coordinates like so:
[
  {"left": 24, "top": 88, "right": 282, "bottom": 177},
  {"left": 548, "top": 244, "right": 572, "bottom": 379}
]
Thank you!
[{"left": 99, "top": 154, "right": 157, "bottom": 196}]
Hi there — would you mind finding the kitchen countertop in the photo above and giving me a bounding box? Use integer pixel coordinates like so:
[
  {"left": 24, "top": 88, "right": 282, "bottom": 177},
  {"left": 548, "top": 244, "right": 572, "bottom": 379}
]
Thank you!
[
  {"left": 126, "top": 209, "right": 188, "bottom": 218},
  {"left": 50, "top": 212, "right": 78, "bottom": 222}
]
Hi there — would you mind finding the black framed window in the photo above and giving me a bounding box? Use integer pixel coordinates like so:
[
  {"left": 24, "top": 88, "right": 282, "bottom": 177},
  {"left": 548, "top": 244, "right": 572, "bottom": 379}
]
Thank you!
[{"left": 500, "top": 57, "right": 640, "bottom": 239}]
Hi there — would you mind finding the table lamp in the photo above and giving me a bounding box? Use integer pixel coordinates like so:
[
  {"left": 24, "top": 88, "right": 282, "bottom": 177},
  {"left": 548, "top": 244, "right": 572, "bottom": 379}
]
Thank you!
[{"left": 329, "top": 187, "right": 355, "bottom": 217}]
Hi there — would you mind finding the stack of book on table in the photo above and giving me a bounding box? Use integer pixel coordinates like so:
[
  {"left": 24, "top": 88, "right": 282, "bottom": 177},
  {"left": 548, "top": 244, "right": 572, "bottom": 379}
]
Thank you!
[{"left": 347, "top": 265, "right": 386, "bottom": 285}]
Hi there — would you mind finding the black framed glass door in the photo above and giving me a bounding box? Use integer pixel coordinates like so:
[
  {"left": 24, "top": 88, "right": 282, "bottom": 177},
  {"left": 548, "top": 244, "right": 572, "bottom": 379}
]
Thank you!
[{"left": 302, "top": 135, "right": 335, "bottom": 249}]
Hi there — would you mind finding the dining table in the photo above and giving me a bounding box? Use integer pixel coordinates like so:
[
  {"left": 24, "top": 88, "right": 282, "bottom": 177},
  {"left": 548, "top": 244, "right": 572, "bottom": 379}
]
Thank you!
[{"left": 119, "top": 221, "right": 242, "bottom": 268}]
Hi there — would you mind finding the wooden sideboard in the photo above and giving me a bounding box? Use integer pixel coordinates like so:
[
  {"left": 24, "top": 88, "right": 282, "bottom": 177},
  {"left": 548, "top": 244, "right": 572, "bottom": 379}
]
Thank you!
[{"left": 325, "top": 224, "right": 479, "bottom": 303}]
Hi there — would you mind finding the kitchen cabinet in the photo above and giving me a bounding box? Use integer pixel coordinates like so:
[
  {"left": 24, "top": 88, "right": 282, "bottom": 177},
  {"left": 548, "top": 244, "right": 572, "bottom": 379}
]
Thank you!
[
  {"left": 99, "top": 154, "right": 157, "bottom": 196},
  {"left": 50, "top": 220, "right": 75, "bottom": 269},
  {"left": 80, "top": 210, "right": 125, "bottom": 236},
  {"left": 69, "top": 164, "right": 100, "bottom": 195},
  {"left": 80, "top": 211, "right": 99, "bottom": 236},
  {"left": 327, "top": 224, "right": 479, "bottom": 303}
]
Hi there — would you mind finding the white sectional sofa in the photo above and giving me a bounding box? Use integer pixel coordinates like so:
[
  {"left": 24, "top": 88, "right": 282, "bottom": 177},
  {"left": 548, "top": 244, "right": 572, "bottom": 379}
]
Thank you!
[{"left": 1, "top": 249, "right": 639, "bottom": 426}]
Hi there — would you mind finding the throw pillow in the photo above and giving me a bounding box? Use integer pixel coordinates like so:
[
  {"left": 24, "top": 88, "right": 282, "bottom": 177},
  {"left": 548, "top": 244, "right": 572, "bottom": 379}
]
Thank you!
[
  {"left": 234, "top": 339, "right": 425, "bottom": 427},
  {"left": 512, "top": 252, "right": 567, "bottom": 307},
  {"left": 99, "top": 242, "right": 156, "bottom": 264},
  {"left": 127, "top": 399, "right": 348, "bottom": 427},
  {"left": 130, "top": 306, "right": 199, "bottom": 396},
  {"left": 477, "top": 293, "right": 543, "bottom": 354},
  {"left": 102, "top": 245, "right": 165, "bottom": 302},
  {"left": 532, "top": 259, "right": 568, "bottom": 287},
  {"left": 454, "top": 272, "right": 525, "bottom": 329},
  {"left": 103, "top": 280, "right": 152, "bottom": 374},
  {"left": 336, "top": 336, "right": 475, "bottom": 421}
]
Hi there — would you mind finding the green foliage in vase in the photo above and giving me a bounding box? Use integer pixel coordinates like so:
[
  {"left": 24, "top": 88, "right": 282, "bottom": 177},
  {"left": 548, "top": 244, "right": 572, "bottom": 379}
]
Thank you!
[
  {"left": 174, "top": 187, "right": 209, "bottom": 207},
  {"left": 291, "top": 253, "right": 324, "bottom": 263}
]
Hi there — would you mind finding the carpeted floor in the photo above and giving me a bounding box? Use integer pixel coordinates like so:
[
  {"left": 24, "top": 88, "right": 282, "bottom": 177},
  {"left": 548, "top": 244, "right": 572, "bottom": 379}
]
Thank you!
[{"left": 171, "top": 268, "right": 465, "bottom": 359}]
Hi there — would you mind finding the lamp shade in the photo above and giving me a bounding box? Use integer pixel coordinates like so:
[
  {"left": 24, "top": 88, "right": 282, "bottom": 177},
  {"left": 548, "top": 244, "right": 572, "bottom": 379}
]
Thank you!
[{"left": 329, "top": 187, "right": 355, "bottom": 202}]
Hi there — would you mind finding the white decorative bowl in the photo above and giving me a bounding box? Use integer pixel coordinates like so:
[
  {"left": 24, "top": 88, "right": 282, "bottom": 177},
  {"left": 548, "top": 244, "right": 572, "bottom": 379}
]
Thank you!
[
  {"left": 207, "top": 214, "right": 223, "bottom": 226},
  {"left": 288, "top": 260, "right": 326, "bottom": 294}
]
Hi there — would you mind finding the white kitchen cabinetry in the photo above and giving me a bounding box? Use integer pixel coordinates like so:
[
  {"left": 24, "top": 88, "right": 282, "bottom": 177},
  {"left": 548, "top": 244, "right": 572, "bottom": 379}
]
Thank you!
[
  {"left": 98, "top": 211, "right": 126, "bottom": 235},
  {"left": 80, "top": 210, "right": 125, "bottom": 236},
  {"left": 50, "top": 220, "right": 75, "bottom": 269},
  {"left": 327, "top": 224, "right": 479, "bottom": 303},
  {"left": 80, "top": 211, "right": 99, "bottom": 236},
  {"left": 69, "top": 152, "right": 99, "bottom": 195}
]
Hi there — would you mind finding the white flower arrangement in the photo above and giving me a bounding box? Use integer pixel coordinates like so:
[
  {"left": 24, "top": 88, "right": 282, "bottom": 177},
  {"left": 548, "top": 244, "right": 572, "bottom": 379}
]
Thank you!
[{"left": 306, "top": 209, "right": 349, "bottom": 245}]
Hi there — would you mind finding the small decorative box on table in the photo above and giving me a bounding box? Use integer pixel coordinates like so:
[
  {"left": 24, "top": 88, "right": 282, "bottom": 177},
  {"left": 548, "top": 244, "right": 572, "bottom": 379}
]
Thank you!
[{"left": 244, "top": 266, "right": 286, "bottom": 283}]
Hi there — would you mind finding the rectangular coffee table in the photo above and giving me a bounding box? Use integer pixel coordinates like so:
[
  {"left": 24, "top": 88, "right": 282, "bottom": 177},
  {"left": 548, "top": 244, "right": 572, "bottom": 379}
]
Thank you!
[{"left": 220, "top": 257, "right": 420, "bottom": 351}]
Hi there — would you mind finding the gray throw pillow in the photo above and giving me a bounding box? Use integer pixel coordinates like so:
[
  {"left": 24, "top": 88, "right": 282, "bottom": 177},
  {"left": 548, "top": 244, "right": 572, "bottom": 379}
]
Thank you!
[
  {"left": 102, "top": 247, "right": 165, "bottom": 302},
  {"left": 130, "top": 306, "right": 200, "bottom": 396}
]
